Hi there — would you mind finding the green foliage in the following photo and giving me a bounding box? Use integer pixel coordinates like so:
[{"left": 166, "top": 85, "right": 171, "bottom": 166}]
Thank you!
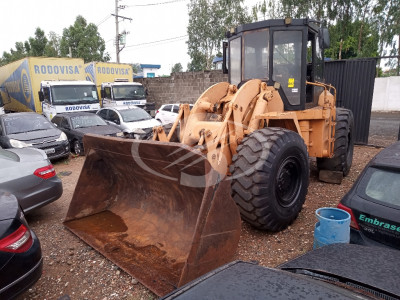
[
  {"left": 60, "top": 16, "right": 110, "bottom": 63},
  {"left": 131, "top": 63, "right": 142, "bottom": 75},
  {"left": 187, "top": 0, "right": 253, "bottom": 71},
  {"left": 171, "top": 63, "right": 183, "bottom": 73}
]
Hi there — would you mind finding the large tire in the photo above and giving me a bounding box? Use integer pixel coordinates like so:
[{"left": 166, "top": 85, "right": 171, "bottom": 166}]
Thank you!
[
  {"left": 230, "top": 128, "right": 309, "bottom": 232},
  {"left": 317, "top": 108, "right": 354, "bottom": 176}
]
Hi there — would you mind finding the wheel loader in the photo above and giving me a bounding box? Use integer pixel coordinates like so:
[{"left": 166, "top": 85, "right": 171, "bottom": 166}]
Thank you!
[{"left": 64, "top": 18, "right": 354, "bottom": 296}]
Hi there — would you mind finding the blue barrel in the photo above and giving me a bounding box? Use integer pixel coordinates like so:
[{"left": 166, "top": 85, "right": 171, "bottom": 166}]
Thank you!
[{"left": 313, "top": 207, "right": 351, "bottom": 249}]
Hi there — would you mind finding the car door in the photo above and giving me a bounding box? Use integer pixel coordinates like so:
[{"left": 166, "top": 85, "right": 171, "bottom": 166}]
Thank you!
[
  {"left": 168, "top": 105, "right": 180, "bottom": 124},
  {"left": 60, "top": 117, "right": 74, "bottom": 142},
  {"left": 107, "top": 110, "right": 123, "bottom": 130},
  {"left": 160, "top": 105, "right": 173, "bottom": 124}
]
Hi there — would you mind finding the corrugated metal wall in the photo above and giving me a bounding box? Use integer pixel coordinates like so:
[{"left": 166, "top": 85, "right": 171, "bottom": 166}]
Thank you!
[{"left": 325, "top": 59, "right": 377, "bottom": 144}]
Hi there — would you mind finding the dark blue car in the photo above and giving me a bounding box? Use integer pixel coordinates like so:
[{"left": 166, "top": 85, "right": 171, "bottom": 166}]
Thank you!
[{"left": 339, "top": 141, "right": 400, "bottom": 250}]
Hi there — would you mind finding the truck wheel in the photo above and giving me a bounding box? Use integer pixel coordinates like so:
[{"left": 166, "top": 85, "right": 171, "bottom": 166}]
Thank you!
[
  {"left": 230, "top": 128, "right": 309, "bottom": 232},
  {"left": 73, "top": 140, "right": 83, "bottom": 156},
  {"left": 317, "top": 108, "right": 354, "bottom": 176}
]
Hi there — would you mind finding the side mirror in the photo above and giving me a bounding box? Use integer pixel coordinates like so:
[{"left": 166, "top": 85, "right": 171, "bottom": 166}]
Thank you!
[
  {"left": 38, "top": 91, "right": 44, "bottom": 102},
  {"left": 222, "top": 41, "right": 228, "bottom": 74},
  {"left": 101, "top": 90, "right": 105, "bottom": 98},
  {"left": 113, "top": 119, "right": 120, "bottom": 125},
  {"left": 319, "top": 27, "right": 330, "bottom": 49},
  {"left": 145, "top": 88, "right": 149, "bottom": 96}
]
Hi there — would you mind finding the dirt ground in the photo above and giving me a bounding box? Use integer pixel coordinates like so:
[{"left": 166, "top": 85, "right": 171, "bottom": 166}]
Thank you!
[{"left": 18, "top": 135, "right": 396, "bottom": 300}]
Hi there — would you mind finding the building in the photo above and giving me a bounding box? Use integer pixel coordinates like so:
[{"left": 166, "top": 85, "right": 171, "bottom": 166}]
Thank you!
[{"left": 138, "top": 64, "right": 161, "bottom": 78}]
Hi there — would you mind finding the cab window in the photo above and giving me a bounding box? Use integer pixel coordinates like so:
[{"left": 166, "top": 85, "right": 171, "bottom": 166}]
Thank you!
[{"left": 272, "top": 30, "right": 302, "bottom": 106}]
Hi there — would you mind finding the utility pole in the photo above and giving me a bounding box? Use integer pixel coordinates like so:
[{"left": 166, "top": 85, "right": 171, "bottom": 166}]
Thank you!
[{"left": 113, "top": 0, "right": 132, "bottom": 63}]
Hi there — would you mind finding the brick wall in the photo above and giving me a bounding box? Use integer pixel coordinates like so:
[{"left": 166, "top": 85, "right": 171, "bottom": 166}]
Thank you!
[{"left": 134, "top": 70, "right": 228, "bottom": 109}]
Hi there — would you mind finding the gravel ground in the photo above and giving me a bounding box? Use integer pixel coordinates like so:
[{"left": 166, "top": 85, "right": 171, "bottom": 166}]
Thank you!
[{"left": 17, "top": 135, "right": 396, "bottom": 300}]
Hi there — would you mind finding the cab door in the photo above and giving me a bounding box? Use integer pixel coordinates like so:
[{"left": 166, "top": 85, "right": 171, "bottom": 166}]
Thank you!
[{"left": 41, "top": 87, "right": 57, "bottom": 120}]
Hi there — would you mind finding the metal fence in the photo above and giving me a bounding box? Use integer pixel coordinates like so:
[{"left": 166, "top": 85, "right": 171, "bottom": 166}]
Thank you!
[{"left": 325, "top": 59, "right": 377, "bottom": 144}]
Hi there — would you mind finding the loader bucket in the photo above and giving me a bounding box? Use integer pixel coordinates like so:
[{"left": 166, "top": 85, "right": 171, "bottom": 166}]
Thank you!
[{"left": 64, "top": 134, "right": 241, "bottom": 296}]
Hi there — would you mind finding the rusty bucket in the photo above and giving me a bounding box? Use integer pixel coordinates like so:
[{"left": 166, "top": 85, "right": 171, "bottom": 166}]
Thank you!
[{"left": 64, "top": 134, "right": 241, "bottom": 296}]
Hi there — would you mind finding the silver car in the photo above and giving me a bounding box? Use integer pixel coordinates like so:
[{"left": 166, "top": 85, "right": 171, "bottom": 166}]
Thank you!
[
  {"left": 96, "top": 105, "right": 161, "bottom": 139},
  {"left": 0, "top": 147, "right": 63, "bottom": 213}
]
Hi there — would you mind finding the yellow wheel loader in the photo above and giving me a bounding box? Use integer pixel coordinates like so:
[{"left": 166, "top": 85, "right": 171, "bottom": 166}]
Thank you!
[{"left": 64, "top": 18, "right": 354, "bottom": 296}]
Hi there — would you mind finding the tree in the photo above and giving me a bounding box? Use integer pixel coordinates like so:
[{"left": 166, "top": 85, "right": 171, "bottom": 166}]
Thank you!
[
  {"left": 28, "top": 28, "right": 48, "bottom": 56},
  {"left": 375, "top": 0, "right": 400, "bottom": 75},
  {"left": 187, "top": 0, "right": 252, "bottom": 71},
  {"left": 131, "top": 63, "right": 142, "bottom": 75},
  {"left": 45, "top": 31, "right": 61, "bottom": 57},
  {"left": 171, "top": 63, "right": 183, "bottom": 73},
  {"left": 60, "top": 15, "right": 110, "bottom": 63}
]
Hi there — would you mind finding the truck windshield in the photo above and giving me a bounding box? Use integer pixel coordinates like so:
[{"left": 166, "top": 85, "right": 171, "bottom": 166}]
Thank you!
[
  {"left": 119, "top": 108, "right": 152, "bottom": 122},
  {"left": 51, "top": 85, "right": 99, "bottom": 105},
  {"left": 113, "top": 85, "right": 146, "bottom": 100},
  {"left": 243, "top": 29, "right": 269, "bottom": 82}
]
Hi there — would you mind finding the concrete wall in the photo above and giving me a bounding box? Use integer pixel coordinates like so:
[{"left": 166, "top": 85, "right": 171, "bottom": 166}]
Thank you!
[
  {"left": 134, "top": 70, "right": 228, "bottom": 109},
  {"left": 372, "top": 76, "right": 400, "bottom": 111},
  {"left": 135, "top": 70, "right": 400, "bottom": 112}
]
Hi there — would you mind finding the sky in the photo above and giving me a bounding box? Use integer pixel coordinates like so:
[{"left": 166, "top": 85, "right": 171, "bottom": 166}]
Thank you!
[{"left": 0, "top": 0, "right": 260, "bottom": 75}]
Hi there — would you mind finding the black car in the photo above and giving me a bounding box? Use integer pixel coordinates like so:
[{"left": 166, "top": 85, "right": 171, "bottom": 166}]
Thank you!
[
  {"left": 339, "top": 141, "right": 400, "bottom": 250},
  {"left": 51, "top": 112, "right": 124, "bottom": 155},
  {"left": 162, "top": 244, "right": 400, "bottom": 299},
  {"left": 0, "top": 192, "right": 42, "bottom": 299},
  {"left": 0, "top": 112, "right": 70, "bottom": 160}
]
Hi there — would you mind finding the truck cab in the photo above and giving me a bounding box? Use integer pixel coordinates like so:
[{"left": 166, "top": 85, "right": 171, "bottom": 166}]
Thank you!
[
  {"left": 100, "top": 80, "right": 155, "bottom": 116},
  {"left": 39, "top": 80, "right": 101, "bottom": 120},
  {"left": 223, "top": 18, "right": 330, "bottom": 111}
]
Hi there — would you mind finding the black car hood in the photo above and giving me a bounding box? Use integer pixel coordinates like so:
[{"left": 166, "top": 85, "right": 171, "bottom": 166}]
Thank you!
[
  {"left": 8, "top": 128, "right": 60, "bottom": 143},
  {"left": 73, "top": 125, "right": 121, "bottom": 136},
  {"left": 279, "top": 243, "right": 400, "bottom": 296}
]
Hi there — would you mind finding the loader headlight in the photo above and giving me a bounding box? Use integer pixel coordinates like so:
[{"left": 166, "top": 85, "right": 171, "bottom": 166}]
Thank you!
[
  {"left": 9, "top": 139, "right": 32, "bottom": 148},
  {"left": 56, "top": 132, "right": 68, "bottom": 142}
]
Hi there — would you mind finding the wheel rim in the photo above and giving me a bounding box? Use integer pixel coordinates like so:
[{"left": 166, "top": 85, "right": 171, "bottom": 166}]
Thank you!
[
  {"left": 74, "top": 141, "right": 82, "bottom": 155},
  {"left": 275, "top": 156, "right": 302, "bottom": 208}
]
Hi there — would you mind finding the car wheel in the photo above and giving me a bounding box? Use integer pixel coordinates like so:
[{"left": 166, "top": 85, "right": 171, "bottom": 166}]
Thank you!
[
  {"left": 73, "top": 140, "right": 83, "bottom": 156},
  {"left": 230, "top": 128, "right": 309, "bottom": 232},
  {"left": 317, "top": 108, "right": 354, "bottom": 176}
]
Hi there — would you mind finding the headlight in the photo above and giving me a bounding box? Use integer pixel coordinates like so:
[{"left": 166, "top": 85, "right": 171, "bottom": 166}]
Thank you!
[
  {"left": 116, "top": 132, "right": 124, "bottom": 137},
  {"left": 56, "top": 132, "right": 68, "bottom": 142},
  {"left": 9, "top": 139, "right": 32, "bottom": 148}
]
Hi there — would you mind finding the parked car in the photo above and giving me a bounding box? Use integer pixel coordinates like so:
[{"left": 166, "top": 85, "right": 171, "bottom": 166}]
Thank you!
[
  {"left": 97, "top": 106, "right": 161, "bottom": 139},
  {"left": 0, "top": 191, "right": 42, "bottom": 299},
  {"left": 0, "top": 147, "right": 62, "bottom": 213},
  {"left": 51, "top": 112, "right": 124, "bottom": 155},
  {"left": 338, "top": 141, "right": 400, "bottom": 251},
  {"left": 155, "top": 103, "right": 193, "bottom": 125},
  {"left": 0, "top": 112, "right": 70, "bottom": 160},
  {"left": 162, "top": 243, "right": 400, "bottom": 299}
]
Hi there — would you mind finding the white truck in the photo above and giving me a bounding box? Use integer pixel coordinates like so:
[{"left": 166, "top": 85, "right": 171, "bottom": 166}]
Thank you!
[{"left": 85, "top": 62, "right": 155, "bottom": 116}]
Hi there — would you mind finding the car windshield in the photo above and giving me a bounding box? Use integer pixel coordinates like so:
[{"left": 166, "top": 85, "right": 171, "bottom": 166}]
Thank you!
[
  {"left": 3, "top": 114, "right": 54, "bottom": 134},
  {"left": 119, "top": 108, "right": 152, "bottom": 122},
  {"left": 71, "top": 114, "right": 107, "bottom": 129},
  {"left": 51, "top": 85, "right": 99, "bottom": 105},
  {"left": 359, "top": 167, "right": 400, "bottom": 207},
  {"left": 113, "top": 85, "right": 146, "bottom": 100}
]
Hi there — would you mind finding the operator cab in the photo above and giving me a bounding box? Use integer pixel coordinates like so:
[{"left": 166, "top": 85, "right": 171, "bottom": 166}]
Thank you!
[{"left": 224, "top": 18, "right": 330, "bottom": 111}]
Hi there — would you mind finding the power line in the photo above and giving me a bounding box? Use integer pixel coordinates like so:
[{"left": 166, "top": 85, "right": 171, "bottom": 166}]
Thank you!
[
  {"left": 127, "top": 0, "right": 187, "bottom": 7},
  {"left": 125, "top": 35, "right": 188, "bottom": 48},
  {"left": 96, "top": 14, "right": 112, "bottom": 27}
]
